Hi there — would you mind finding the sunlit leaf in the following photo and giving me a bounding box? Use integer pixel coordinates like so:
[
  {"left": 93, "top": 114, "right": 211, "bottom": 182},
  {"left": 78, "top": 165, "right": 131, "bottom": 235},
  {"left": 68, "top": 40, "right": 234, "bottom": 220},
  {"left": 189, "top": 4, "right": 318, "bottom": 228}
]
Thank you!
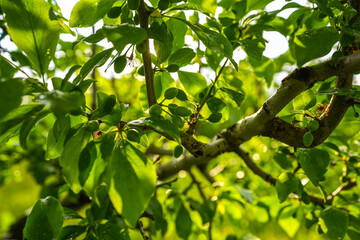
[
  {"left": 2, "top": 0, "right": 60, "bottom": 75},
  {"left": 0, "top": 78, "right": 23, "bottom": 120},
  {"left": 107, "top": 141, "right": 156, "bottom": 227},
  {"left": 293, "top": 27, "right": 339, "bottom": 66},
  {"left": 23, "top": 197, "right": 64, "bottom": 240},
  {"left": 276, "top": 172, "right": 299, "bottom": 203},
  {"left": 319, "top": 207, "right": 349, "bottom": 240},
  {"left": 297, "top": 148, "right": 330, "bottom": 186},
  {"left": 69, "top": 0, "right": 117, "bottom": 27}
]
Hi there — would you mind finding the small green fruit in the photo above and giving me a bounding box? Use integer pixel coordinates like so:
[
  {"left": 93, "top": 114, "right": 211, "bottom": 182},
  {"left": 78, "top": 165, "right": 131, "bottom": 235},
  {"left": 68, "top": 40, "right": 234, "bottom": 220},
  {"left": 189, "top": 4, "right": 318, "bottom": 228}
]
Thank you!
[
  {"left": 207, "top": 113, "right": 222, "bottom": 123},
  {"left": 174, "top": 145, "right": 183, "bottom": 158},
  {"left": 149, "top": 104, "right": 162, "bottom": 116},
  {"left": 172, "top": 116, "right": 184, "bottom": 128},
  {"left": 164, "top": 88, "right": 178, "bottom": 100},
  {"left": 303, "top": 131, "right": 314, "bottom": 147},
  {"left": 114, "top": 55, "right": 127, "bottom": 73},
  {"left": 138, "top": 65, "right": 145, "bottom": 76},
  {"left": 307, "top": 120, "right": 319, "bottom": 131},
  {"left": 158, "top": 0, "right": 169, "bottom": 11},
  {"left": 136, "top": 42, "right": 146, "bottom": 54},
  {"left": 176, "top": 89, "right": 188, "bottom": 101},
  {"left": 107, "top": 6, "right": 122, "bottom": 18},
  {"left": 174, "top": 106, "right": 192, "bottom": 117},
  {"left": 166, "top": 64, "right": 179, "bottom": 72},
  {"left": 127, "top": 130, "right": 140, "bottom": 142}
]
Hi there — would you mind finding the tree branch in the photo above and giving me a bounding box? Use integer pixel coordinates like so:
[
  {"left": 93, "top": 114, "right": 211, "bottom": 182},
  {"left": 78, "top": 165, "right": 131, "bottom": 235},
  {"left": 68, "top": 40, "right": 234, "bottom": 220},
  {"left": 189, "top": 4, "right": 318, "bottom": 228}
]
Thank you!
[
  {"left": 233, "top": 147, "right": 328, "bottom": 207},
  {"left": 157, "top": 53, "right": 360, "bottom": 180},
  {"left": 138, "top": 0, "right": 157, "bottom": 107},
  {"left": 136, "top": 221, "right": 149, "bottom": 240}
]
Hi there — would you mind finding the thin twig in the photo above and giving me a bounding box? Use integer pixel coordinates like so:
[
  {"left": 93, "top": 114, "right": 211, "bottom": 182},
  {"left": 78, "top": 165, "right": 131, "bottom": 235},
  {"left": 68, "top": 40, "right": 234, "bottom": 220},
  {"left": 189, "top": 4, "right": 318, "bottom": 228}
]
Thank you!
[
  {"left": 233, "top": 146, "right": 328, "bottom": 207},
  {"left": 156, "top": 178, "right": 178, "bottom": 188},
  {"left": 136, "top": 221, "right": 149, "bottom": 240},
  {"left": 195, "top": 58, "right": 229, "bottom": 120},
  {"left": 2, "top": 56, "right": 32, "bottom": 79},
  {"left": 188, "top": 170, "right": 206, "bottom": 199}
]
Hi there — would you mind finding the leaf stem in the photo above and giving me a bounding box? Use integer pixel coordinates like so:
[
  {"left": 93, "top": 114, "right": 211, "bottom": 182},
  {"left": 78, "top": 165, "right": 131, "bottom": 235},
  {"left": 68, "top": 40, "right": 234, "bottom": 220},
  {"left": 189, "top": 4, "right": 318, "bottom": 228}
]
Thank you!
[
  {"left": 194, "top": 58, "right": 229, "bottom": 120},
  {"left": 3, "top": 57, "right": 32, "bottom": 79}
]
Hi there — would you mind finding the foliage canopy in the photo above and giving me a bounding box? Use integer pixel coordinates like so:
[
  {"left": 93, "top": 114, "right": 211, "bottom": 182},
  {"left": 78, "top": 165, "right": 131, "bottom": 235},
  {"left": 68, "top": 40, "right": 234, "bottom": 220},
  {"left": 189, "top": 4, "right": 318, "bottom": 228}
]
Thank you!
[{"left": 1, "top": 0, "right": 360, "bottom": 239}]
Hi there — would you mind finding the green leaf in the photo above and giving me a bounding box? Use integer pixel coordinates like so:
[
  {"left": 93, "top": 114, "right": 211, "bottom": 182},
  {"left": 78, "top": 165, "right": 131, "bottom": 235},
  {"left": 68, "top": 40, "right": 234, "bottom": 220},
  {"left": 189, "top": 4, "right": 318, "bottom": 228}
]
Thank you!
[
  {"left": 130, "top": 117, "right": 180, "bottom": 142},
  {"left": 236, "top": 187, "right": 255, "bottom": 204},
  {"left": 207, "top": 112, "right": 222, "bottom": 123},
  {"left": 174, "top": 106, "right": 192, "bottom": 117},
  {"left": 176, "top": 204, "right": 192, "bottom": 239},
  {"left": 46, "top": 116, "right": 71, "bottom": 160},
  {"left": 276, "top": 172, "right": 299, "bottom": 203},
  {"left": 293, "top": 27, "right": 339, "bottom": 66},
  {"left": 166, "top": 2, "right": 211, "bottom": 16},
  {"left": 150, "top": 21, "right": 173, "bottom": 63},
  {"left": 303, "top": 131, "right": 314, "bottom": 147},
  {"left": 164, "top": 88, "right": 178, "bottom": 100},
  {"left": 2, "top": 0, "right": 60, "bottom": 75},
  {"left": 0, "top": 104, "right": 44, "bottom": 138},
  {"left": 114, "top": 55, "right": 127, "bottom": 74},
  {"left": 205, "top": 48, "right": 223, "bottom": 71},
  {"left": 91, "top": 92, "right": 117, "bottom": 119},
  {"left": 273, "top": 152, "right": 293, "bottom": 170},
  {"left": 0, "top": 56, "right": 16, "bottom": 78},
  {"left": 239, "top": 38, "right": 266, "bottom": 61},
  {"left": 248, "top": 57, "right": 275, "bottom": 87},
  {"left": 107, "top": 141, "right": 156, "bottom": 227},
  {"left": 128, "top": 0, "right": 140, "bottom": 10},
  {"left": 101, "top": 103, "right": 127, "bottom": 126},
  {"left": 170, "top": 16, "right": 237, "bottom": 69},
  {"left": 207, "top": 97, "right": 226, "bottom": 113},
  {"left": 60, "top": 126, "right": 92, "bottom": 193},
  {"left": 95, "top": 222, "right": 130, "bottom": 239},
  {"left": 219, "top": 87, "right": 244, "bottom": 108},
  {"left": 59, "top": 225, "right": 87, "bottom": 240},
  {"left": 176, "top": 89, "right": 188, "bottom": 101},
  {"left": 316, "top": 88, "right": 360, "bottom": 99},
  {"left": 247, "top": 0, "right": 273, "bottom": 12},
  {"left": 69, "top": 0, "right": 117, "bottom": 27},
  {"left": 0, "top": 78, "right": 23, "bottom": 120},
  {"left": 319, "top": 207, "right": 349, "bottom": 240},
  {"left": 168, "top": 48, "right": 196, "bottom": 67},
  {"left": 166, "top": 11, "right": 188, "bottom": 52},
  {"left": 158, "top": 0, "right": 169, "bottom": 10},
  {"left": 103, "top": 24, "right": 147, "bottom": 53},
  {"left": 78, "top": 141, "right": 98, "bottom": 186},
  {"left": 63, "top": 208, "right": 84, "bottom": 220},
  {"left": 172, "top": 116, "right": 184, "bottom": 128},
  {"left": 127, "top": 130, "right": 140, "bottom": 143},
  {"left": 23, "top": 197, "right": 64, "bottom": 240},
  {"left": 73, "top": 48, "right": 114, "bottom": 85},
  {"left": 100, "top": 132, "right": 116, "bottom": 161},
  {"left": 36, "top": 90, "right": 85, "bottom": 117},
  {"left": 292, "top": 89, "right": 316, "bottom": 110},
  {"left": 297, "top": 148, "right": 330, "bottom": 186},
  {"left": 73, "top": 29, "right": 106, "bottom": 49},
  {"left": 20, "top": 109, "right": 50, "bottom": 149},
  {"left": 178, "top": 71, "right": 207, "bottom": 98},
  {"left": 174, "top": 145, "right": 183, "bottom": 158}
]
